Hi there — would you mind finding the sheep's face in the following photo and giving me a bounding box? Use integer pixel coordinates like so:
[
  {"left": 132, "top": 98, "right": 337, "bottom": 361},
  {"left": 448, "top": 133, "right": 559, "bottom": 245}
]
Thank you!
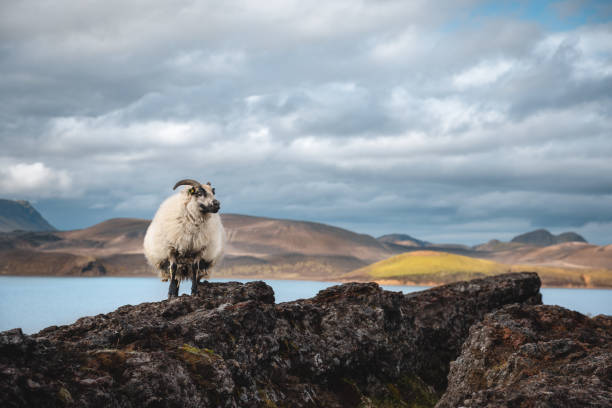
[{"left": 184, "top": 183, "right": 220, "bottom": 217}]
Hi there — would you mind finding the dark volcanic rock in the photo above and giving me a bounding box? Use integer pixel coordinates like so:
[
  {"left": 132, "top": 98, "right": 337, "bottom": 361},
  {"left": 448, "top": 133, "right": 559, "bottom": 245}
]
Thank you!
[
  {"left": 437, "top": 304, "right": 612, "bottom": 408},
  {"left": 0, "top": 273, "right": 541, "bottom": 407}
]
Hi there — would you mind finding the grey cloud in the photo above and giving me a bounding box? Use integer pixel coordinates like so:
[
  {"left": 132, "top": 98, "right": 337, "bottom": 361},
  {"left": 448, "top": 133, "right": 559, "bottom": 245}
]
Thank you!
[{"left": 1, "top": 1, "right": 611, "bottom": 245}]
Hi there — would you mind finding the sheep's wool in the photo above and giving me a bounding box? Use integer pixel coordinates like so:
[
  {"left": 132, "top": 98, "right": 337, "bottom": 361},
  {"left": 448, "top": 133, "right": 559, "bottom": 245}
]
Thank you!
[{"left": 143, "top": 191, "right": 225, "bottom": 281}]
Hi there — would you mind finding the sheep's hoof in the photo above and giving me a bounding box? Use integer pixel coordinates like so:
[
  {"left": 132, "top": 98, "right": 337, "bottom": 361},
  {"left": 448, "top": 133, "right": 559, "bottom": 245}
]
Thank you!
[{"left": 168, "top": 279, "right": 179, "bottom": 299}]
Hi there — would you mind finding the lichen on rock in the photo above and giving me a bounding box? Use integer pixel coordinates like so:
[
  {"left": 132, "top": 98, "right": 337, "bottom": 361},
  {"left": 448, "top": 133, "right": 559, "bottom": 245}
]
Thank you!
[{"left": 436, "top": 304, "right": 612, "bottom": 408}]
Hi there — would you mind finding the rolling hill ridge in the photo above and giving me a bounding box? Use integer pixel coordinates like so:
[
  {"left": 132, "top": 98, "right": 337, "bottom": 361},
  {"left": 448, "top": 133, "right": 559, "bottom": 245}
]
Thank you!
[
  {"left": 0, "top": 210, "right": 401, "bottom": 279},
  {"left": 1, "top": 199, "right": 611, "bottom": 287}
]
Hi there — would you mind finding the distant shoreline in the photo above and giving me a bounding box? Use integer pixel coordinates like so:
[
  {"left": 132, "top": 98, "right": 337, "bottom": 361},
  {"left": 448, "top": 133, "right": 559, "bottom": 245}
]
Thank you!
[{"left": 1, "top": 273, "right": 611, "bottom": 289}]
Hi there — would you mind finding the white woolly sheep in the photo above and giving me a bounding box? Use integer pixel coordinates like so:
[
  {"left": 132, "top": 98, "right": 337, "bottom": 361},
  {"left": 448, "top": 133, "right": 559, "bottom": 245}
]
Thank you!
[{"left": 143, "top": 179, "right": 225, "bottom": 298}]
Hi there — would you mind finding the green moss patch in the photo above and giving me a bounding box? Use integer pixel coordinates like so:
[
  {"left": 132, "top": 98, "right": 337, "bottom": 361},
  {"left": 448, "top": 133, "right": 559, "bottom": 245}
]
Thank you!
[{"left": 356, "top": 374, "right": 438, "bottom": 408}]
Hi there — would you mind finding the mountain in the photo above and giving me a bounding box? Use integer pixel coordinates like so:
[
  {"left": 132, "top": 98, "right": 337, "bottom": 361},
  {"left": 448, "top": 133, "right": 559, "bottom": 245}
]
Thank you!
[
  {"left": 223, "top": 214, "right": 391, "bottom": 261},
  {"left": 220, "top": 214, "right": 398, "bottom": 280},
  {"left": 468, "top": 231, "right": 611, "bottom": 286},
  {"left": 377, "top": 233, "right": 430, "bottom": 247},
  {"left": 342, "top": 249, "right": 612, "bottom": 288},
  {"left": 510, "top": 229, "right": 587, "bottom": 246},
  {"left": 55, "top": 218, "right": 150, "bottom": 255},
  {"left": 477, "top": 241, "right": 612, "bottom": 270},
  {"left": 353, "top": 230, "right": 611, "bottom": 288},
  {"left": 0, "top": 199, "right": 55, "bottom": 232},
  {"left": 555, "top": 232, "right": 588, "bottom": 244},
  {"left": 472, "top": 239, "right": 525, "bottom": 252},
  {"left": 0, "top": 214, "right": 400, "bottom": 279},
  {"left": 0, "top": 204, "right": 610, "bottom": 287}
]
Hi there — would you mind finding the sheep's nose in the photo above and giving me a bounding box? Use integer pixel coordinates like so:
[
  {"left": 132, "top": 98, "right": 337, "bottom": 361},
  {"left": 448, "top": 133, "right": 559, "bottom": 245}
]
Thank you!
[{"left": 213, "top": 199, "right": 220, "bottom": 207}]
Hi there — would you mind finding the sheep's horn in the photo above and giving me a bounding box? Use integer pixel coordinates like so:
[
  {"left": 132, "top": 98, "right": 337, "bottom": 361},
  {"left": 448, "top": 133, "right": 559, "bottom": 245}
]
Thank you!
[{"left": 173, "top": 179, "right": 202, "bottom": 190}]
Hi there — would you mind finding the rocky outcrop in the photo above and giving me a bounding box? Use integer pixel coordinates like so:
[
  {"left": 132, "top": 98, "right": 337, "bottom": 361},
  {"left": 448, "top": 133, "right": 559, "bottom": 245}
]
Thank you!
[
  {"left": 437, "top": 304, "right": 612, "bottom": 408},
  {"left": 0, "top": 273, "right": 541, "bottom": 407}
]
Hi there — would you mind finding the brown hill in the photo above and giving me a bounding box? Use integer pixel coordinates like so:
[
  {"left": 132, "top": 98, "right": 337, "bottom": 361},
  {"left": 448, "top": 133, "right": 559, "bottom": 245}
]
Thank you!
[
  {"left": 0, "top": 215, "right": 398, "bottom": 279},
  {"left": 218, "top": 214, "right": 397, "bottom": 280},
  {"left": 1, "top": 213, "right": 611, "bottom": 286},
  {"left": 479, "top": 242, "right": 612, "bottom": 270},
  {"left": 0, "top": 249, "right": 91, "bottom": 276},
  {"left": 49, "top": 218, "right": 150, "bottom": 256},
  {"left": 223, "top": 214, "right": 392, "bottom": 261},
  {"left": 60, "top": 218, "right": 149, "bottom": 241}
]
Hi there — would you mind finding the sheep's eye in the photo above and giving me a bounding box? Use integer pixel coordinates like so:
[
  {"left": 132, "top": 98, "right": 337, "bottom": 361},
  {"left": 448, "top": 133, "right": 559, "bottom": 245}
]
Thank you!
[
  {"left": 200, "top": 188, "right": 207, "bottom": 197},
  {"left": 188, "top": 187, "right": 195, "bottom": 195}
]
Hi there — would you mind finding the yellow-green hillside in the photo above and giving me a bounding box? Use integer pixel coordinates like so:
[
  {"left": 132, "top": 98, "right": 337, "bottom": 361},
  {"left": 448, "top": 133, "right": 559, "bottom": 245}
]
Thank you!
[
  {"left": 342, "top": 250, "right": 612, "bottom": 287},
  {"left": 344, "top": 250, "right": 511, "bottom": 284}
]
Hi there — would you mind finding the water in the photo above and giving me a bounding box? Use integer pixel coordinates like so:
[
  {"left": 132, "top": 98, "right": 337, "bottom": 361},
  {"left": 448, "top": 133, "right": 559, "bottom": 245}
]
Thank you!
[{"left": 0, "top": 277, "right": 610, "bottom": 334}]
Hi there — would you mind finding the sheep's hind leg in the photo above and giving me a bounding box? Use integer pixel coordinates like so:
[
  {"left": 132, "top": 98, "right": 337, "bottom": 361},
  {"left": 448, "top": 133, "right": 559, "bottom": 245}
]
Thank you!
[
  {"left": 198, "top": 260, "right": 211, "bottom": 280},
  {"left": 168, "top": 262, "right": 179, "bottom": 299},
  {"left": 191, "top": 262, "right": 199, "bottom": 296}
]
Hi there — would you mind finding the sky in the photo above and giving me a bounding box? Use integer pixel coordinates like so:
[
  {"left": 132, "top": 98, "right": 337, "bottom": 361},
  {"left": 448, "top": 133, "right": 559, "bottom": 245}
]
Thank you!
[{"left": 1, "top": 0, "right": 611, "bottom": 245}]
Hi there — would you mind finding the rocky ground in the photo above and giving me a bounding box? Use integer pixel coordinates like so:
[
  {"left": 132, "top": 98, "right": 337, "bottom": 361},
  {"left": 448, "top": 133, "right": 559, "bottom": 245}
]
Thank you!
[
  {"left": 436, "top": 303, "right": 612, "bottom": 408},
  {"left": 0, "top": 272, "right": 608, "bottom": 407}
]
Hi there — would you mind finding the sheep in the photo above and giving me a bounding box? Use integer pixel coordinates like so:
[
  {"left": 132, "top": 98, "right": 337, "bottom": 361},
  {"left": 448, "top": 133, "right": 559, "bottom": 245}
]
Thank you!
[{"left": 143, "top": 179, "right": 225, "bottom": 298}]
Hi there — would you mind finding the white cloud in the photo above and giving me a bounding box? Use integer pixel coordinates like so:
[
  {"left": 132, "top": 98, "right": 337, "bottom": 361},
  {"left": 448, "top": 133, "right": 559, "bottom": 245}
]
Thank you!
[
  {"left": 453, "top": 59, "right": 514, "bottom": 88},
  {"left": 368, "top": 27, "right": 437, "bottom": 62},
  {"left": 0, "top": 162, "right": 73, "bottom": 197},
  {"left": 572, "top": 27, "right": 612, "bottom": 79},
  {"left": 165, "top": 50, "right": 246, "bottom": 76},
  {"left": 533, "top": 27, "right": 612, "bottom": 80},
  {"left": 46, "top": 115, "right": 220, "bottom": 154}
]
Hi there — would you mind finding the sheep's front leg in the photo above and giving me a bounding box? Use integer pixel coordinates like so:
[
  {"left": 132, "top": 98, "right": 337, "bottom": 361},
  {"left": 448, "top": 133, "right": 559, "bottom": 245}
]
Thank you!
[
  {"left": 191, "top": 262, "right": 199, "bottom": 296},
  {"left": 168, "top": 262, "right": 179, "bottom": 299}
]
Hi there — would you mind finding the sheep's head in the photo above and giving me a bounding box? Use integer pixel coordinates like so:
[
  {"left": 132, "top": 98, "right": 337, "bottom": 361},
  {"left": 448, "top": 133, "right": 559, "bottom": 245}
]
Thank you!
[{"left": 173, "top": 179, "right": 220, "bottom": 216}]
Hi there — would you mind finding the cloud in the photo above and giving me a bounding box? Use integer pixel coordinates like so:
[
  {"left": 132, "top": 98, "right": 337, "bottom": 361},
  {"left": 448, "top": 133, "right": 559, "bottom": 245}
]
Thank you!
[
  {"left": 46, "top": 115, "right": 220, "bottom": 154},
  {"left": 453, "top": 59, "right": 514, "bottom": 88},
  {"left": 0, "top": 162, "right": 73, "bottom": 197},
  {"left": 1, "top": 1, "right": 611, "bottom": 244},
  {"left": 165, "top": 51, "right": 246, "bottom": 77},
  {"left": 368, "top": 26, "right": 439, "bottom": 63}
]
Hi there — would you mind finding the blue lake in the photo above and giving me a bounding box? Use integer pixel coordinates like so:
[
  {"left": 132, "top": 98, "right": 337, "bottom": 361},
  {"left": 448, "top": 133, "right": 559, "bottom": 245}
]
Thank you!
[{"left": 0, "top": 276, "right": 610, "bottom": 334}]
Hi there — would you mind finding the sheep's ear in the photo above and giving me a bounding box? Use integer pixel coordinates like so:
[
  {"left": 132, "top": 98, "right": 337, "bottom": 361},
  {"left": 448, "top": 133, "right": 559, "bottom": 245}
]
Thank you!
[
  {"left": 207, "top": 181, "right": 212, "bottom": 186},
  {"left": 212, "top": 188, "right": 216, "bottom": 194}
]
